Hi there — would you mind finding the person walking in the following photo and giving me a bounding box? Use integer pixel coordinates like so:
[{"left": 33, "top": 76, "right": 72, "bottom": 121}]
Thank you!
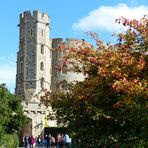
[
  {"left": 45, "top": 134, "right": 51, "bottom": 148},
  {"left": 23, "top": 135, "right": 29, "bottom": 148},
  {"left": 36, "top": 135, "right": 42, "bottom": 148},
  {"left": 55, "top": 133, "right": 62, "bottom": 148},
  {"left": 64, "top": 134, "right": 72, "bottom": 148},
  {"left": 30, "top": 135, "right": 35, "bottom": 147}
]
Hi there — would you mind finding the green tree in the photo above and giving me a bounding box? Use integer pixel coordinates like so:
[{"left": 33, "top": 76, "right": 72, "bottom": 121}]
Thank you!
[
  {"left": 0, "top": 83, "right": 25, "bottom": 145},
  {"left": 41, "top": 17, "right": 148, "bottom": 147}
]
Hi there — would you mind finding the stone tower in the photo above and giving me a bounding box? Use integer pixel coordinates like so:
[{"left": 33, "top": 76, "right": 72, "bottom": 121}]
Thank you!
[
  {"left": 51, "top": 38, "right": 84, "bottom": 91},
  {"left": 16, "top": 10, "right": 54, "bottom": 137},
  {"left": 16, "top": 10, "right": 51, "bottom": 102},
  {"left": 15, "top": 10, "right": 84, "bottom": 137}
]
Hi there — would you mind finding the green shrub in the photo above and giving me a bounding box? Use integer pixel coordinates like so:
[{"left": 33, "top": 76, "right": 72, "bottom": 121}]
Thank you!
[
  {"left": 3, "top": 134, "right": 14, "bottom": 148},
  {"left": 0, "top": 133, "right": 19, "bottom": 148},
  {"left": 12, "top": 133, "right": 19, "bottom": 148}
]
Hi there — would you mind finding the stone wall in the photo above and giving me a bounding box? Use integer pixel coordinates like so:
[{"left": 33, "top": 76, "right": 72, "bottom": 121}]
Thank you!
[{"left": 16, "top": 10, "right": 84, "bottom": 138}]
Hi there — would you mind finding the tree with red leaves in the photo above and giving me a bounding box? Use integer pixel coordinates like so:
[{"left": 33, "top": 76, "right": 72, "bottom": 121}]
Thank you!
[{"left": 41, "top": 16, "right": 148, "bottom": 147}]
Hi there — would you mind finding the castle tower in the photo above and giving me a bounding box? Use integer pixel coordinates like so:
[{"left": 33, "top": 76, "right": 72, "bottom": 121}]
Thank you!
[
  {"left": 16, "top": 10, "right": 52, "bottom": 102},
  {"left": 51, "top": 38, "right": 84, "bottom": 91},
  {"left": 15, "top": 10, "right": 84, "bottom": 138},
  {"left": 15, "top": 11, "right": 54, "bottom": 137}
]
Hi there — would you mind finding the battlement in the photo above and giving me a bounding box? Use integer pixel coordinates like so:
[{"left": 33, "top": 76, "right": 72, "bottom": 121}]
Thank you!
[
  {"left": 52, "top": 38, "right": 81, "bottom": 43},
  {"left": 20, "top": 10, "right": 49, "bottom": 23},
  {"left": 52, "top": 38, "right": 83, "bottom": 48}
]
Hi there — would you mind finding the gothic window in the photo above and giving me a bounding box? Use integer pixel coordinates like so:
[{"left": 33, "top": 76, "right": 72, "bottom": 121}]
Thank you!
[
  {"left": 40, "top": 77, "right": 44, "bottom": 88},
  {"left": 30, "top": 28, "right": 33, "bottom": 36},
  {"left": 41, "top": 29, "right": 44, "bottom": 37},
  {"left": 20, "top": 62, "right": 23, "bottom": 73},
  {"left": 41, "top": 45, "right": 44, "bottom": 54},
  {"left": 40, "top": 62, "right": 44, "bottom": 71}
]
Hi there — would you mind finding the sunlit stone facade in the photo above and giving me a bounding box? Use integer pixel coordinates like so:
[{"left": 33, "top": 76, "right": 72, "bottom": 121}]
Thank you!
[{"left": 15, "top": 10, "right": 84, "bottom": 137}]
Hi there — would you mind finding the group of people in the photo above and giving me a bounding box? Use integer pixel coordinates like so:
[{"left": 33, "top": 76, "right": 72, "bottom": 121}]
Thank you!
[
  {"left": 23, "top": 133, "right": 72, "bottom": 148},
  {"left": 23, "top": 135, "right": 35, "bottom": 148}
]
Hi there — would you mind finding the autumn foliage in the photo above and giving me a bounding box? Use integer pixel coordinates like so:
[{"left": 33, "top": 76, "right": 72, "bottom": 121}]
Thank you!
[{"left": 42, "top": 16, "right": 148, "bottom": 147}]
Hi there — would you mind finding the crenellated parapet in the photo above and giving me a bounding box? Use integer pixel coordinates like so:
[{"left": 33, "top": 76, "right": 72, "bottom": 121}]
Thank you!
[{"left": 19, "top": 10, "right": 49, "bottom": 25}]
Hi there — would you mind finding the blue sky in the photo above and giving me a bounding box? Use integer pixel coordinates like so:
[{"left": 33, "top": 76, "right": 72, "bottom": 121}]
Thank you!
[{"left": 0, "top": 0, "right": 148, "bottom": 93}]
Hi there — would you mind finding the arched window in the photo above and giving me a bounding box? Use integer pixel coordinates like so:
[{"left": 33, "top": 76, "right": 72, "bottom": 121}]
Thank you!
[
  {"left": 40, "top": 77, "right": 44, "bottom": 88},
  {"left": 30, "top": 28, "right": 33, "bottom": 36},
  {"left": 41, "top": 45, "right": 44, "bottom": 54},
  {"left": 40, "top": 62, "right": 44, "bottom": 71},
  {"left": 20, "top": 62, "right": 23, "bottom": 73}
]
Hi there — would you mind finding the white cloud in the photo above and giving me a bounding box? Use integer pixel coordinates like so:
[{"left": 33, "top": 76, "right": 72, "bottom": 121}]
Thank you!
[
  {"left": 0, "top": 55, "right": 16, "bottom": 93},
  {"left": 73, "top": 3, "right": 148, "bottom": 33}
]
